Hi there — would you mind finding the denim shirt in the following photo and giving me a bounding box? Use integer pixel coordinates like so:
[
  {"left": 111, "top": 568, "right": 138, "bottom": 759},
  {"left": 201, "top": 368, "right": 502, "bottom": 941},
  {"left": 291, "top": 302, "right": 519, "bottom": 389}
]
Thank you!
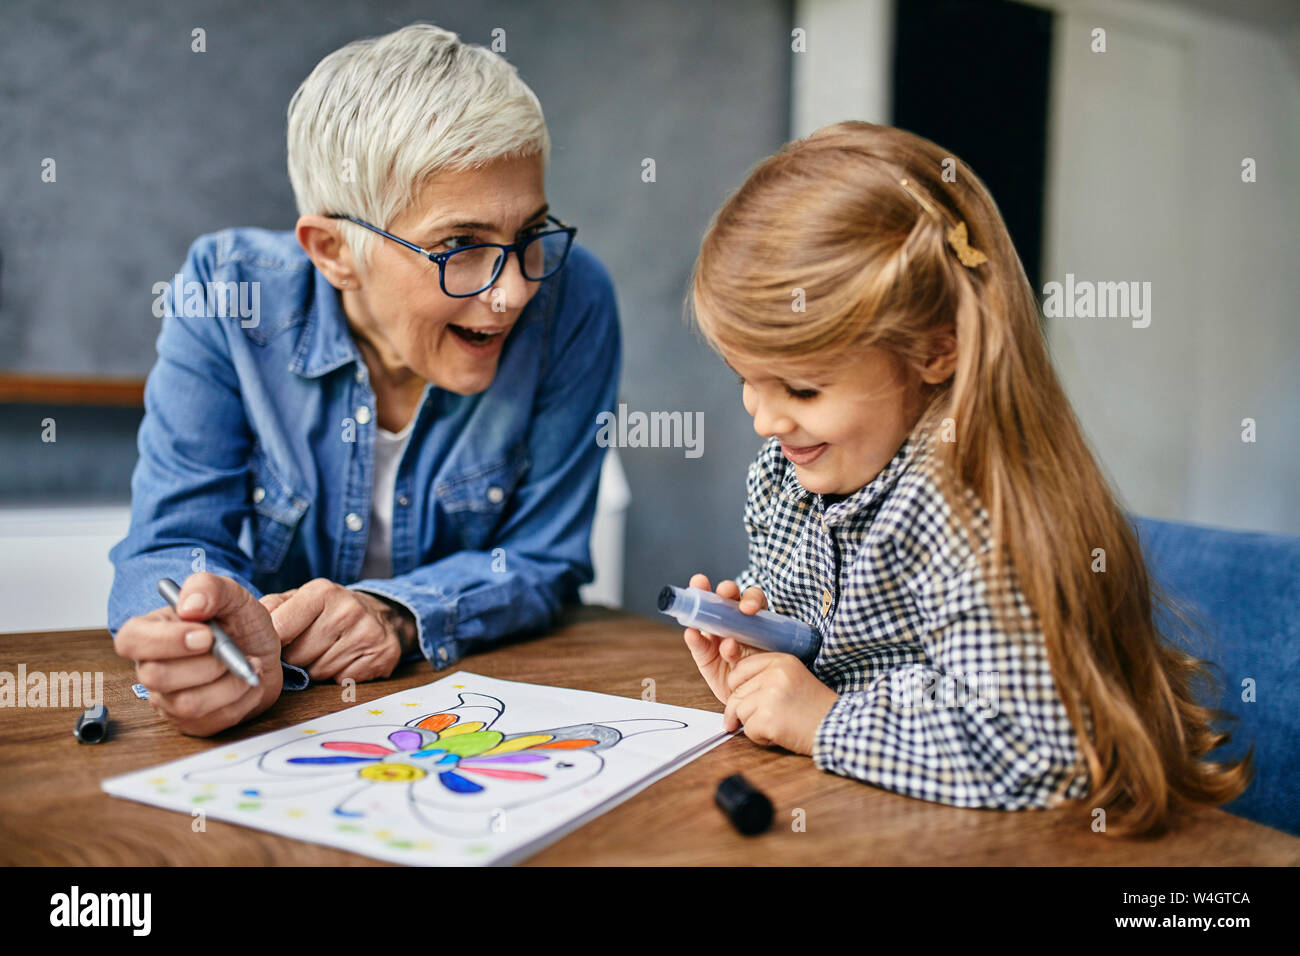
[{"left": 108, "top": 227, "right": 620, "bottom": 690}]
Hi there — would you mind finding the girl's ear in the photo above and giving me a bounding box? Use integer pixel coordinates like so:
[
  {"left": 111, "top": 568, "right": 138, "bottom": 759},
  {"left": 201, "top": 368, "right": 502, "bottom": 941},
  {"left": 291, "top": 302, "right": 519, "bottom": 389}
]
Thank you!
[{"left": 918, "top": 326, "right": 958, "bottom": 384}]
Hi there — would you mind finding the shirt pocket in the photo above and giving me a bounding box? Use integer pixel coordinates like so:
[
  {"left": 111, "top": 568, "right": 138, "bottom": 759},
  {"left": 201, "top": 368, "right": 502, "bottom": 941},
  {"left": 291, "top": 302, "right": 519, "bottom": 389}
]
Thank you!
[
  {"left": 248, "top": 445, "right": 310, "bottom": 574},
  {"left": 435, "top": 448, "right": 531, "bottom": 551}
]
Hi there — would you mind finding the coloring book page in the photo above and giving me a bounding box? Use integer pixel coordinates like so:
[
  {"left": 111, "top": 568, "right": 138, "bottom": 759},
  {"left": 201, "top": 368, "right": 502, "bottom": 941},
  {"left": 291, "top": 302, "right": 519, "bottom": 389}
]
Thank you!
[{"left": 102, "top": 672, "right": 731, "bottom": 866}]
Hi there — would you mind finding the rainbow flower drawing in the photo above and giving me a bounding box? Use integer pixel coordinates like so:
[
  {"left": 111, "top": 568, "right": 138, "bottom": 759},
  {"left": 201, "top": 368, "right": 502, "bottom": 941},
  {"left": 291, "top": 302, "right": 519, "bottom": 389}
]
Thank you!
[{"left": 184, "top": 692, "right": 685, "bottom": 836}]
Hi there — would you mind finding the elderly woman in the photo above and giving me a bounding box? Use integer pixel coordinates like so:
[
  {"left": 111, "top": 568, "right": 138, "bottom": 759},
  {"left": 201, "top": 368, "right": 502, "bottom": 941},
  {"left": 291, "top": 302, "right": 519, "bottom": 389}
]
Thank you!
[{"left": 108, "top": 24, "right": 620, "bottom": 736}]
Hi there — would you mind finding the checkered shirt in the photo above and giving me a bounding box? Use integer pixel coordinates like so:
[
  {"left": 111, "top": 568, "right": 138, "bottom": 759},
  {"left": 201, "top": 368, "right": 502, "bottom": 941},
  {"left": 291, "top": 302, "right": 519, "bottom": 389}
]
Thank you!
[{"left": 732, "top": 424, "right": 1091, "bottom": 810}]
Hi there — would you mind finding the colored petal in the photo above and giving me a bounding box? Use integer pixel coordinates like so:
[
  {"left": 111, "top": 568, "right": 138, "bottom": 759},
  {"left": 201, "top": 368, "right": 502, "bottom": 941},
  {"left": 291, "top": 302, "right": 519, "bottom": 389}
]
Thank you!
[
  {"left": 321, "top": 741, "right": 394, "bottom": 756},
  {"left": 459, "top": 753, "right": 549, "bottom": 765},
  {"left": 254, "top": 726, "right": 425, "bottom": 778},
  {"left": 287, "top": 756, "right": 379, "bottom": 765},
  {"left": 439, "top": 721, "right": 484, "bottom": 738},
  {"left": 531, "top": 739, "right": 599, "bottom": 750},
  {"left": 416, "top": 713, "right": 458, "bottom": 732},
  {"left": 388, "top": 730, "right": 424, "bottom": 751},
  {"left": 478, "top": 733, "right": 553, "bottom": 756},
  {"left": 439, "top": 771, "right": 483, "bottom": 794},
  {"left": 431, "top": 730, "right": 502, "bottom": 758},
  {"left": 410, "top": 748, "right": 447, "bottom": 758},
  {"left": 460, "top": 767, "right": 548, "bottom": 782}
]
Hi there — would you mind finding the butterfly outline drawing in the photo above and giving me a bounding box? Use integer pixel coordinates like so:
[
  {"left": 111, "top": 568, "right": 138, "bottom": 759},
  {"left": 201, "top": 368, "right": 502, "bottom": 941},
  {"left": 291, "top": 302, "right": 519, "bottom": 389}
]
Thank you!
[{"left": 183, "top": 691, "right": 687, "bottom": 837}]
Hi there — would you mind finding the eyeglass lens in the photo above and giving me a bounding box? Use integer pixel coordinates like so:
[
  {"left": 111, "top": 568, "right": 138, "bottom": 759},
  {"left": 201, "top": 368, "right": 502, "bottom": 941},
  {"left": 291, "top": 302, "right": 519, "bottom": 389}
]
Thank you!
[{"left": 442, "top": 231, "right": 570, "bottom": 295}]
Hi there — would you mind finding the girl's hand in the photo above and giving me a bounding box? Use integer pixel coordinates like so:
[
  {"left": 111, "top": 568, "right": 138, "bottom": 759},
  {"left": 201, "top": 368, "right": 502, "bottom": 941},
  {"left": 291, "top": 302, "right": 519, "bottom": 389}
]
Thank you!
[
  {"left": 723, "top": 653, "right": 840, "bottom": 755},
  {"left": 681, "top": 572, "right": 769, "bottom": 705}
]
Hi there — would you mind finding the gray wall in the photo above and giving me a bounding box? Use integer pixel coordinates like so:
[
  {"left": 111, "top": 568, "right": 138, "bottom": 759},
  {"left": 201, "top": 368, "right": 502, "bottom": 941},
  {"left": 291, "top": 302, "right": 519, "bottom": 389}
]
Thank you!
[
  {"left": 0, "top": 0, "right": 792, "bottom": 615},
  {"left": 1039, "top": 0, "right": 1300, "bottom": 536}
]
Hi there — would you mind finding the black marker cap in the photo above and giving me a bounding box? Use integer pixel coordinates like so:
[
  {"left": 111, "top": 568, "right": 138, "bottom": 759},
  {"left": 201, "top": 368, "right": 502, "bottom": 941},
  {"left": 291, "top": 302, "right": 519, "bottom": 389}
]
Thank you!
[
  {"left": 74, "top": 703, "right": 109, "bottom": 744},
  {"left": 657, "top": 585, "right": 674, "bottom": 611},
  {"left": 715, "top": 773, "right": 773, "bottom": 835}
]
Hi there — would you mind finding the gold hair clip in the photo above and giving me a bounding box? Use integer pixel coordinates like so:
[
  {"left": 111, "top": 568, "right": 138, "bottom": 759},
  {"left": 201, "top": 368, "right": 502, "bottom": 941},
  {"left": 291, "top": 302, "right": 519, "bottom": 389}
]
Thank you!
[
  {"left": 899, "top": 178, "right": 987, "bottom": 268},
  {"left": 945, "top": 221, "right": 988, "bottom": 268}
]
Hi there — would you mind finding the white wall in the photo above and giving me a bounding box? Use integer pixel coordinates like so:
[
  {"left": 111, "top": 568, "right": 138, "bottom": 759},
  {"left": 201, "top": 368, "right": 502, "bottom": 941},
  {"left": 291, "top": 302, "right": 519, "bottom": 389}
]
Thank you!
[
  {"left": 0, "top": 506, "right": 127, "bottom": 634},
  {"left": 791, "top": 0, "right": 894, "bottom": 136},
  {"left": 1036, "top": 0, "right": 1300, "bottom": 534}
]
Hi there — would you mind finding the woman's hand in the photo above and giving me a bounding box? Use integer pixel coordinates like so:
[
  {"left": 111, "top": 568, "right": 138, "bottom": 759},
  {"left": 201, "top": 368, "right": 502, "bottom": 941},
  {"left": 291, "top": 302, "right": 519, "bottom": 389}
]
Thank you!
[
  {"left": 681, "top": 572, "right": 770, "bottom": 705},
  {"left": 114, "top": 573, "right": 283, "bottom": 737},
  {"left": 722, "top": 653, "right": 840, "bottom": 756},
  {"left": 267, "top": 579, "right": 417, "bottom": 683}
]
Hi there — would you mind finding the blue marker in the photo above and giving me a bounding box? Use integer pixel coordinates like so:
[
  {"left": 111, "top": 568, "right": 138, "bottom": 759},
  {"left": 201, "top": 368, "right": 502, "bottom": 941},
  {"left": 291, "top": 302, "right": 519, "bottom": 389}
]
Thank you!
[{"left": 658, "top": 585, "right": 821, "bottom": 664}]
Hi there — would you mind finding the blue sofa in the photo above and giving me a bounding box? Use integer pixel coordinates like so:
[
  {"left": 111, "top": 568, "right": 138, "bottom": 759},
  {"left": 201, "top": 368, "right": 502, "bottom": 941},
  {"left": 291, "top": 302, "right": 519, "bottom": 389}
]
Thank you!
[{"left": 1132, "top": 516, "right": 1300, "bottom": 836}]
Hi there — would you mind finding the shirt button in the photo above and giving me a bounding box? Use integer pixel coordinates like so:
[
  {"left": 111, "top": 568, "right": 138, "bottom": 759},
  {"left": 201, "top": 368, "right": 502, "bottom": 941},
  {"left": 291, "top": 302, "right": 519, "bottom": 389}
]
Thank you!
[
  {"left": 436, "top": 646, "right": 448, "bottom": 662},
  {"left": 354, "top": 368, "right": 365, "bottom": 383},
  {"left": 252, "top": 486, "right": 266, "bottom": 504},
  {"left": 345, "top": 512, "right": 364, "bottom": 532},
  {"left": 821, "top": 589, "right": 833, "bottom": 617},
  {"left": 355, "top": 406, "right": 372, "bottom": 425},
  {"left": 486, "top": 486, "right": 505, "bottom": 504},
  {"left": 820, "top": 515, "right": 828, "bottom": 532},
  {"left": 397, "top": 494, "right": 410, "bottom": 507}
]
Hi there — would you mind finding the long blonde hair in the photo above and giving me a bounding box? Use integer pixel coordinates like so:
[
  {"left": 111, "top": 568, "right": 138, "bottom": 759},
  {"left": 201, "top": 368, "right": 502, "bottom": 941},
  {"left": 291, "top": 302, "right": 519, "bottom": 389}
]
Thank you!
[{"left": 688, "top": 121, "right": 1251, "bottom": 836}]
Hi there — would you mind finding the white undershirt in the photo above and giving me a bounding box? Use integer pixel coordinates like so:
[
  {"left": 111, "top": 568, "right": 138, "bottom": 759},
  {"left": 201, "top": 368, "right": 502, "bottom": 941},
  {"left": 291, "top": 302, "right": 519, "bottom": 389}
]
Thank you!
[{"left": 360, "top": 418, "right": 415, "bottom": 580}]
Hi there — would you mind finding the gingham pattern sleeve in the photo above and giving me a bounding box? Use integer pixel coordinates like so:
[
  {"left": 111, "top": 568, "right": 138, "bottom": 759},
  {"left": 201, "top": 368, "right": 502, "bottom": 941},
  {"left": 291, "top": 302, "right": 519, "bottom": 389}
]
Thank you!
[{"left": 812, "top": 477, "right": 1089, "bottom": 810}]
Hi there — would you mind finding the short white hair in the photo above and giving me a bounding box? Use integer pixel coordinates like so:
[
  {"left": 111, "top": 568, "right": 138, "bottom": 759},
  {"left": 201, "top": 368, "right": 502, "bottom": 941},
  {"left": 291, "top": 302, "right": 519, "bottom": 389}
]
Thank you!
[{"left": 287, "top": 22, "right": 551, "bottom": 271}]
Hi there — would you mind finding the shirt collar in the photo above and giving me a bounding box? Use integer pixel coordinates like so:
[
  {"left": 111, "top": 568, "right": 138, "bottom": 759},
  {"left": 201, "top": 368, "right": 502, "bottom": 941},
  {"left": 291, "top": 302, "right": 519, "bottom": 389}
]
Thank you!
[
  {"left": 289, "top": 266, "right": 361, "bottom": 379},
  {"left": 779, "top": 424, "right": 933, "bottom": 527}
]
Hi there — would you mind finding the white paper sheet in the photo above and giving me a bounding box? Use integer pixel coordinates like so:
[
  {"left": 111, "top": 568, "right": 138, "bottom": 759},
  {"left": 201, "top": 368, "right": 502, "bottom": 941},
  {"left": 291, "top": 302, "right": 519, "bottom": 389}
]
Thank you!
[{"left": 102, "top": 671, "right": 731, "bottom": 865}]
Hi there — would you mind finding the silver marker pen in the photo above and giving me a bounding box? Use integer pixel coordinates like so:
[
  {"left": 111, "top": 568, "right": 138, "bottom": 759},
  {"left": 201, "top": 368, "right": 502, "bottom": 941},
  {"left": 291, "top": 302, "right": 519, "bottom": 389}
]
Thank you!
[
  {"left": 157, "top": 578, "right": 260, "bottom": 687},
  {"left": 659, "top": 585, "right": 822, "bottom": 664}
]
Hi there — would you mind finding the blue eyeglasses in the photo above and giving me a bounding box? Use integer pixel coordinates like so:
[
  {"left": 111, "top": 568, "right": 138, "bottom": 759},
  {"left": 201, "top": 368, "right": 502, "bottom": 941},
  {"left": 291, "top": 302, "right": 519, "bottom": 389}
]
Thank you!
[{"left": 327, "top": 213, "right": 577, "bottom": 297}]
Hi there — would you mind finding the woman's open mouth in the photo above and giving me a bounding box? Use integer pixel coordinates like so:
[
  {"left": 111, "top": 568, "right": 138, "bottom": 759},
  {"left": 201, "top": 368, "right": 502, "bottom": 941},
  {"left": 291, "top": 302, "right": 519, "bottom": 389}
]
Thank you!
[{"left": 448, "top": 323, "right": 509, "bottom": 351}]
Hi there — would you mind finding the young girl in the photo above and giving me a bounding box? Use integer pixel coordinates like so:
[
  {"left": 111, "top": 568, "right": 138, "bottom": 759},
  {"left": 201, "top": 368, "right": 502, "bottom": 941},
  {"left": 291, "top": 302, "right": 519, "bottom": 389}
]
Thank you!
[{"left": 681, "top": 121, "right": 1250, "bottom": 836}]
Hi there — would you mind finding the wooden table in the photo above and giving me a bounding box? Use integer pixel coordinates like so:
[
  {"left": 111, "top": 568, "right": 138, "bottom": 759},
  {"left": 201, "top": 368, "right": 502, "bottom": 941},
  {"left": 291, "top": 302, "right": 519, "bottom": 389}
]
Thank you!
[{"left": 1, "top": 606, "right": 1296, "bottom": 865}]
